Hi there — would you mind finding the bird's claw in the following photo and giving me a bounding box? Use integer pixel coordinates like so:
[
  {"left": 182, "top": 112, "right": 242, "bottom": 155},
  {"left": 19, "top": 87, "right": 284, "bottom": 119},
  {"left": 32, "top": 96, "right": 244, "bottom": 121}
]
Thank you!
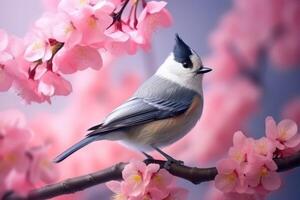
[{"left": 163, "top": 158, "right": 184, "bottom": 170}]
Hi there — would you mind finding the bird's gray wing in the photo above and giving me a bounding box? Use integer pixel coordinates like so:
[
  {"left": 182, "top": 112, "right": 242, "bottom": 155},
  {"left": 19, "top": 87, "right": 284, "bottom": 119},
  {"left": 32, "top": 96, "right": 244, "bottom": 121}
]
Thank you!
[{"left": 86, "top": 97, "right": 193, "bottom": 136}]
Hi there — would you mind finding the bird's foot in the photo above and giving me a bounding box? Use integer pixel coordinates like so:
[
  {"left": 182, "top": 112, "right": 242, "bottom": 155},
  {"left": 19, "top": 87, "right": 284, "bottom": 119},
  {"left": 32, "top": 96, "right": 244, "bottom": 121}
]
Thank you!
[
  {"left": 142, "top": 151, "right": 155, "bottom": 163},
  {"left": 153, "top": 146, "right": 184, "bottom": 169},
  {"left": 163, "top": 157, "right": 184, "bottom": 170}
]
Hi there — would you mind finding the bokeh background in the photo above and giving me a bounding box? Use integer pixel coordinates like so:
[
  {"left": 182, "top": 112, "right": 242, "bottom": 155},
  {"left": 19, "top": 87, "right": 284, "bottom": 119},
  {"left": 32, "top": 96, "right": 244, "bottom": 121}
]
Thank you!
[{"left": 1, "top": 0, "right": 300, "bottom": 199}]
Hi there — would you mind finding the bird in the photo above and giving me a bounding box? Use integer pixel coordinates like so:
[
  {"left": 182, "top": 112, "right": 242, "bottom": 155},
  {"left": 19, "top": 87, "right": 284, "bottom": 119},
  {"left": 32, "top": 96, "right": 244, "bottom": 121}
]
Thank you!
[{"left": 53, "top": 34, "right": 212, "bottom": 164}]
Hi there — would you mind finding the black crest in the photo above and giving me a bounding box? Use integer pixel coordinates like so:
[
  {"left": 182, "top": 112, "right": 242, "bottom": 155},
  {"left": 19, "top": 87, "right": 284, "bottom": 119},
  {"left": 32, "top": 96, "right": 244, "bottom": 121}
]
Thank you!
[{"left": 173, "top": 34, "right": 193, "bottom": 67}]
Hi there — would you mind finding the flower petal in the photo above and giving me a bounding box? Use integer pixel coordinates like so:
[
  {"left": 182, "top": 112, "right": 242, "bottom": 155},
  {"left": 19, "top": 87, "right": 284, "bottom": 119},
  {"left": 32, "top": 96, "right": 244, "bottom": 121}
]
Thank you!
[
  {"left": 262, "top": 171, "right": 281, "bottom": 191},
  {"left": 278, "top": 119, "right": 298, "bottom": 140},
  {"left": 53, "top": 45, "right": 102, "bottom": 74},
  {"left": 285, "top": 134, "right": 300, "bottom": 148},
  {"left": 265, "top": 116, "right": 278, "bottom": 139}
]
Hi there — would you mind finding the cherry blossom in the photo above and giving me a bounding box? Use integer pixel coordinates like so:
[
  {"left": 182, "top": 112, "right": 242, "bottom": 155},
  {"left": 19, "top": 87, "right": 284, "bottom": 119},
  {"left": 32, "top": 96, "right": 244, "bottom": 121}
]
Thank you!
[
  {"left": 137, "top": 1, "right": 172, "bottom": 50},
  {"left": 0, "top": 0, "right": 172, "bottom": 103},
  {"left": 38, "top": 71, "right": 72, "bottom": 97},
  {"left": 0, "top": 110, "right": 59, "bottom": 196},
  {"left": 215, "top": 158, "right": 243, "bottom": 193},
  {"left": 245, "top": 155, "right": 281, "bottom": 192},
  {"left": 53, "top": 45, "right": 103, "bottom": 74},
  {"left": 106, "top": 160, "right": 187, "bottom": 200},
  {"left": 0, "top": 30, "right": 14, "bottom": 91},
  {"left": 214, "top": 117, "right": 300, "bottom": 197},
  {"left": 66, "top": 1, "right": 114, "bottom": 45},
  {"left": 24, "top": 31, "right": 53, "bottom": 62},
  {"left": 228, "top": 131, "right": 252, "bottom": 165},
  {"left": 26, "top": 145, "right": 59, "bottom": 184},
  {"left": 251, "top": 137, "right": 276, "bottom": 159},
  {"left": 265, "top": 116, "right": 300, "bottom": 150},
  {"left": 0, "top": 110, "right": 31, "bottom": 180}
]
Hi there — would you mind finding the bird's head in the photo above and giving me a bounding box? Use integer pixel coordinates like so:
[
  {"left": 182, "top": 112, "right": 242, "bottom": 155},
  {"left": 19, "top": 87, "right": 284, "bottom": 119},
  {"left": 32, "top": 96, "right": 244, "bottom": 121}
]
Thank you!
[{"left": 156, "top": 34, "right": 212, "bottom": 94}]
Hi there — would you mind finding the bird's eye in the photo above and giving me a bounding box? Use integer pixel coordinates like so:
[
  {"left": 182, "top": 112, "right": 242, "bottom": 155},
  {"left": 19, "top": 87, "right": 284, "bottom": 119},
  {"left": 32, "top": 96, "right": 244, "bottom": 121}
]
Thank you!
[
  {"left": 182, "top": 62, "right": 189, "bottom": 68},
  {"left": 182, "top": 61, "right": 193, "bottom": 69}
]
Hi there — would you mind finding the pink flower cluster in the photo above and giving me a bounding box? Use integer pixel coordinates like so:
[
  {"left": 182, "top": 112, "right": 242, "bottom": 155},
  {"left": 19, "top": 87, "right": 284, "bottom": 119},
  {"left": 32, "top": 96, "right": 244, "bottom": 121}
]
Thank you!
[
  {"left": 0, "top": 110, "right": 58, "bottom": 197},
  {"left": 215, "top": 116, "right": 300, "bottom": 198},
  {"left": 106, "top": 161, "right": 188, "bottom": 200},
  {"left": 0, "top": 0, "right": 171, "bottom": 103}
]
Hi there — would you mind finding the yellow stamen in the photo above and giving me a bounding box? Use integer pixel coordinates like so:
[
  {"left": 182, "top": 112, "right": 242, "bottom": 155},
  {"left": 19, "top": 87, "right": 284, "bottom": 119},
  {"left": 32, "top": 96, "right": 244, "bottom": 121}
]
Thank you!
[
  {"left": 64, "top": 24, "right": 74, "bottom": 35},
  {"left": 112, "top": 193, "right": 126, "bottom": 200},
  {"left": 153, "top": 174, "right": 164, "bottom": 186},
  {"left": 32, "top": 41, "right": 44, "bottom": 51},
  {"left": 88, "top": 16, "right": 97, "bottom": 28},
  {"left": 142, "top": 195, "right": 151, "bottom": 200},
  {"left": 279, "top": 129, "right": 288, "bottom": 141},
  {"left": 233, "top": 151, "right": 244, "bottom": 163},
  {"left": 260, "top": 166, "right": 269, "bottom": 177},
  {"left": 225, "top": 172, "right": 237, "bottom": 183},
  {"left": 5, "top": 153, "right": 17, "bottom": 164},
  {"left": 132, "top": 174, "right": 142, "bottom": 183},
  {"left": 256, "top": 142, "right": 267, "bottom": 155},
  {"left": 79, "top": 0, "right": 87, "bottom": 6}
]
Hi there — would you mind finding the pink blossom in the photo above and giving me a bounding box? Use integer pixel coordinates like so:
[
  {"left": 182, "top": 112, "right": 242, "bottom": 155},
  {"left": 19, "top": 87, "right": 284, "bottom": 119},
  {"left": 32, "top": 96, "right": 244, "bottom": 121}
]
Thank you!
[
  {"left": 66, "top": 1, "right": 114, "bottom": 45},
  {"left": 0, "top": 67, "right": 13, "bottom": 92},
  {"left": 35, "top": 12, "right": 82, "bottom": 49},
  {"left": 252, "top": 137, "right": 276, "bottom": 159},
  {"left": 244, "top": 155, "right": 281, "bottom": 191},
  {"left": 4, "top": 172, "right": 34, "bottom": 196},
  {"left": 265, "top": 116, "right": 300, "bottom": 150},
  {"left": 0, "top": 110, "right": 31, "bottom": 181},
  {"left": 0, "top": 110, "right": 59, "bottom": 196},
  {"left": 34, "top": 13, "right": 58, "bottom": 39},
  {"left": 38, "top": 71, "right": 72, "bottom": 97},
  {"left": 51, "top": 13, "right": 82, "bottom": 48},
  {"left": 122, "top": 161, "right": 159, "bottom": 197},
  {"left": 27, "top": 145, "right": 59, "bottom": 184},
  {"left": 14, "top": 79, "right": 50, "bottom": 104},
  {"left": 53, "top": 45, "right": 102, "bottom": 74},
  {"left": 107, "top": 160, "right": 186, "bottom": 199},
  {"left": 104, "top": 29, "right": 139, "bottom": 55},
  {"left": 24, "top": 31, "right": 52, "bottom": 62},
  {"left": 148, "top": 169, "right": 173, "bottom": 191},
  {"left": 137, "top": 1, "right": 172, "bottom": 50},
  {"left": 228, "top": 131, "right": 252, "bottom": 164},
  {"left": 215, "top": 158, "right": 243, "bottom": 193},
  {"left": 0, "top": 30, "right": 13, "bottom": 91}
]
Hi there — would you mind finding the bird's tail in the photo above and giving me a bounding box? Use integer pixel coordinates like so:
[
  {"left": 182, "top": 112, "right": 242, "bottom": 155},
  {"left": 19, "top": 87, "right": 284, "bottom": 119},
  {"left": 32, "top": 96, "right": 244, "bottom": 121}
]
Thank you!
[{"left": 53, "top": 136, "right": 96, "bottom": 163}]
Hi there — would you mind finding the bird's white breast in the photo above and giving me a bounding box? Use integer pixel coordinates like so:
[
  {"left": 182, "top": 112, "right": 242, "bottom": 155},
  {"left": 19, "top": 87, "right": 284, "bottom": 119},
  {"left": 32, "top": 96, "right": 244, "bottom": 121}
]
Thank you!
[{"left": 120, "top": 95, "right": 203, "bottom": 151}]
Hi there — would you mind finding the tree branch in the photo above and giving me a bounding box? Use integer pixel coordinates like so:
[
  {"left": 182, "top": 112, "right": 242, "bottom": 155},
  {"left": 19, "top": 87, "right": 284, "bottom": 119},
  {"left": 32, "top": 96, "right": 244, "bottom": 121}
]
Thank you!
[{"left": 4, "top": 151, "right": 300, "bottom": 200}]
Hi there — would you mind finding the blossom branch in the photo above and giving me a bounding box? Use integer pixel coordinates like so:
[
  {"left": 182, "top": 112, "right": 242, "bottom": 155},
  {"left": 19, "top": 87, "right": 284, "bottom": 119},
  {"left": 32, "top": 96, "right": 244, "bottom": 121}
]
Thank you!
[{"left": 4, "top": 151, "right": 300, "bottom": 200}]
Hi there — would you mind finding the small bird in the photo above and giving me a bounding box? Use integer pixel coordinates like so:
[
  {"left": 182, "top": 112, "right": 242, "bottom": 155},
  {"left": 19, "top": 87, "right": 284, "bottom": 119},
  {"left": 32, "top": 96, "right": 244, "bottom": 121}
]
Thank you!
[{"left": 54, "top": 34, "right": 212, "bottom": 164}]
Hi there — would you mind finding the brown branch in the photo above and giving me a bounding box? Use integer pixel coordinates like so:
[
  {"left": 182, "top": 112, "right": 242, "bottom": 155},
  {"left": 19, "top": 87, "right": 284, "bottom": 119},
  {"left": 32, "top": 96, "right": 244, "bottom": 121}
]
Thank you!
[{"left": 3, "top": 151, "right": 300, "bottom": 200}]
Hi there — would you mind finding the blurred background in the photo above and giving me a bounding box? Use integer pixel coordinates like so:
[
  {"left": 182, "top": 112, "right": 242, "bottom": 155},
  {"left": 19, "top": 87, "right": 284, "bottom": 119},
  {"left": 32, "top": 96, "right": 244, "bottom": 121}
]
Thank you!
[{"left": 1, "top": 0, "right": 300, "bottom": 199}]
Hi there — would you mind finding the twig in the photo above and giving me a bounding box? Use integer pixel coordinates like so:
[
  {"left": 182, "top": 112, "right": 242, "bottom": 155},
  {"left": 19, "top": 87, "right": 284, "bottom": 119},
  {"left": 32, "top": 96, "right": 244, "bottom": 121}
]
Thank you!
[{"left": 3, "top": 151, "right": 300, "bottom": 200}]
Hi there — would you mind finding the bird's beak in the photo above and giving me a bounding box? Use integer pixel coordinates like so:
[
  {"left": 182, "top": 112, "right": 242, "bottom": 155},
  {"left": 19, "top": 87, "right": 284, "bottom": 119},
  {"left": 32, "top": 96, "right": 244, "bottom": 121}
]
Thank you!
[{"left": 196, "top": 66, "right": 212, "bottom": 74}]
